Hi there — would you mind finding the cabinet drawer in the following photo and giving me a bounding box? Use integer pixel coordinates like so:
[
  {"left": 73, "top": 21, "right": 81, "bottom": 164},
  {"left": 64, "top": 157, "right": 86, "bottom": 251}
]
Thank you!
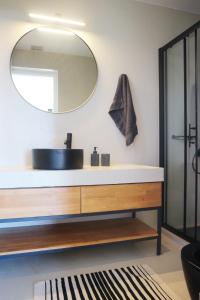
[
  {"left": 81, "top": 183, "right": 161, "bottom": 213},
  {"left": 0, "top": 187, "right": 80, "bottom": 219}
]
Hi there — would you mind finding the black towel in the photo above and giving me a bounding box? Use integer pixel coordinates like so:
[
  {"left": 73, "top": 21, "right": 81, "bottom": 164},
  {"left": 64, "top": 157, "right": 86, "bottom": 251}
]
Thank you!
[{"left": 109, "top": 74, "right": 138, "bottom": 146}]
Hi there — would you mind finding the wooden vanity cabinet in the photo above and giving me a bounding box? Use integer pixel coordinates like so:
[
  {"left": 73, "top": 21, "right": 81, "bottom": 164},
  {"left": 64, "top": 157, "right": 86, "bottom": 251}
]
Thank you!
[
  {"left": 0, "top": 187, "right": 81, "bottom": 219},
  {"left": 0, "top": 183, "right": 162, "bottom": 257},
  {"left": 81, "top": 183, "right": 161, "bottom": 213}
]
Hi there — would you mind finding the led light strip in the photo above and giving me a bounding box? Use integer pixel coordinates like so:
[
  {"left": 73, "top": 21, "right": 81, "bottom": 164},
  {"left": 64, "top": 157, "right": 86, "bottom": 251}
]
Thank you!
[{"left": 29, "top": 13, "right": 86, "bottom": 27}]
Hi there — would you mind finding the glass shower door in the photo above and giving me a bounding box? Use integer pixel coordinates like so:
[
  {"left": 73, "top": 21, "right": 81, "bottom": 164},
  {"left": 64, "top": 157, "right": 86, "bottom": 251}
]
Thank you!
[
  {"left": 160, "top": 22, "right": 200, "bottom": 242},
  {"left": 186, "top": 32, "right": 196, "bottom": 240},
  {"left": 165, "top": 40, "right": 185, "bottom": 232}
]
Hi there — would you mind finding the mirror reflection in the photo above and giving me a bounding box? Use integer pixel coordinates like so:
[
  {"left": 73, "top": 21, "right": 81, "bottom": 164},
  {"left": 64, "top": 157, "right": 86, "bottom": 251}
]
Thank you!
[{"left": 10, "top": 27, "right": 98, "bottom": 113}]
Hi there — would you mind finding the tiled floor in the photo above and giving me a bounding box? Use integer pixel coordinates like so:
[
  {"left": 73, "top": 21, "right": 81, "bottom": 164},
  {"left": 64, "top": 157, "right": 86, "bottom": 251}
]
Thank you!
[{"left": 0, "top": 236, "right": 190, "bottom": 300}]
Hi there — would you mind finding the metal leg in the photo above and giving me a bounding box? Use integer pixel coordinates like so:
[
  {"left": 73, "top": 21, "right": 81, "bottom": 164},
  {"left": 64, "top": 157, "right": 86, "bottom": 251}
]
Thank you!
[{"left": 157, "top": 207, "right": 162, "bottom": 255}]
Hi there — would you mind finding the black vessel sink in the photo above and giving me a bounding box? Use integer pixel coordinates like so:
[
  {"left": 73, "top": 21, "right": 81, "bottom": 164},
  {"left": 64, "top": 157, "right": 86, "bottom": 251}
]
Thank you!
[{"left": 32, "top": 149, "right": 83, "bottom": 170}]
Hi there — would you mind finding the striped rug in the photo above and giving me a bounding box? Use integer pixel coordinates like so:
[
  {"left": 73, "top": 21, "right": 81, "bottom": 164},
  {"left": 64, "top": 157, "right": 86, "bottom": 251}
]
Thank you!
[{"left": 34, "top": 265, "right": 180, "bottom": 300}]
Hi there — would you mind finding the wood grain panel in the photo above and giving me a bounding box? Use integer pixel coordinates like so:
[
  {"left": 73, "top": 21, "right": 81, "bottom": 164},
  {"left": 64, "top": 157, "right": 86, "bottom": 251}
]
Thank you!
[
  {"left": 0, "top": 187, "right": 80, "bottom": 219},
  {"left": 0, "top": 218, "right": 157, "bottom": 256},
  {"left": 81, "top": 183, "right": 161, "bottom": 213}
]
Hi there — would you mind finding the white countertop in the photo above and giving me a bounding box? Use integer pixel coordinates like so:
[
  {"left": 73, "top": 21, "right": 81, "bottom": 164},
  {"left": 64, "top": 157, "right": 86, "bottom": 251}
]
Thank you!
[{"left": 0, "top": 164, "right": 164, "bottom": 189}]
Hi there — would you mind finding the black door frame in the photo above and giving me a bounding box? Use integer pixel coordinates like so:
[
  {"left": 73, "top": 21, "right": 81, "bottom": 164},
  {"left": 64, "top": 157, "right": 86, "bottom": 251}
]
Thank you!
[{"left": 159, "top": 20, "right": 200, "bottom": 242}]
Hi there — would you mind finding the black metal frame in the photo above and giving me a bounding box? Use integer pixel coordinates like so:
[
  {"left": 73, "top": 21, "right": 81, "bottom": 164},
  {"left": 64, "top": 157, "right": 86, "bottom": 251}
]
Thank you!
[
  {"left": 156, "top": 207, "right": 162, "bottom": 255},
  {"left": 159, "top": 20, "right": 200, "bottom": 241},
  {"left": 194, "top": 28, "right": 198, "bottom": 241},
  {"left": 0, "top": 206, "right": 162, "bottom": 258}
]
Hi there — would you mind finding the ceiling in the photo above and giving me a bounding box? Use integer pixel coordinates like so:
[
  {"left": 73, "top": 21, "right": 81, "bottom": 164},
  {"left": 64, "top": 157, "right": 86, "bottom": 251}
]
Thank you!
[
  {"left": 135, "top": 0, "right": 200, "bottom": 15},
  {"left": 0, "top": 0, "right": 199, "bottom": 25}
]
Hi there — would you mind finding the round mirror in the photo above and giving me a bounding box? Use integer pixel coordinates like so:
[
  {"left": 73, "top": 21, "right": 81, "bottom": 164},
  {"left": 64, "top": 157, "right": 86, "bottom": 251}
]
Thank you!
[{"left": 10, "top": 27, "right": 98, "bottom": 113}]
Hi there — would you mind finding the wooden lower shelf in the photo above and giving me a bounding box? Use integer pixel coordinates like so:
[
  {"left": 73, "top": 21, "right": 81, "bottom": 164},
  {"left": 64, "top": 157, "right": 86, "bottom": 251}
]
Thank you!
[{"left": 0, "top": 218, "right": 158, "bottom": 256}]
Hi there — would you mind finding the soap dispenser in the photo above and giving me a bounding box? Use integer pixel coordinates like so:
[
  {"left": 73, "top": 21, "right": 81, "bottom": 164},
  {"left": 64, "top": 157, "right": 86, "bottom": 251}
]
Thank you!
[{"left": 91, "top": 147, "right": 99, "bottom": 166}]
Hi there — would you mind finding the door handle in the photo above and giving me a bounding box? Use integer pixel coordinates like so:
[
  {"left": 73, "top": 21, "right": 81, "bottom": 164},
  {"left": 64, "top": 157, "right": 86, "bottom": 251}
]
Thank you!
[
  {"left": 171, "top": 135, "right": 185, "bottom": 141},
  {"left": 171, "top": 124, "right": 197, "bottom": 147}
]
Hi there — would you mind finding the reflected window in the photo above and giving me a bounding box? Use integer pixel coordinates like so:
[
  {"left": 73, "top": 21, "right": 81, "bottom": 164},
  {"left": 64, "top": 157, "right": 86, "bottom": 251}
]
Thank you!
[{"left": 12, "top": 67, "right": 58, "bottom": 112}]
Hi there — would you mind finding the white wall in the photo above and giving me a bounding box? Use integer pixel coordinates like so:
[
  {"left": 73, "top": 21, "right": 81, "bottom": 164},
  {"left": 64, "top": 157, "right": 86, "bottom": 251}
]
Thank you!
[{"left": 0, "top": 0, "right": 199, "bottom": 227}]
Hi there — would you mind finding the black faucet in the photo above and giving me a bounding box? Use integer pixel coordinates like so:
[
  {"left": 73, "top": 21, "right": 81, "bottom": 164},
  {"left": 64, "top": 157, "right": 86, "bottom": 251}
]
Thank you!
[{"left": 64, "top": 133, "right": 72, "bottom": 149}]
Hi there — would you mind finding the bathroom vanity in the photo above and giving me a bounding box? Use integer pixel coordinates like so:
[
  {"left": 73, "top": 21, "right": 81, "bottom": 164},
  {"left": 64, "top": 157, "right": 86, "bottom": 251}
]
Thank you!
[{"left": 0, "top": 165, "right": 163, "bottom": 257}]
